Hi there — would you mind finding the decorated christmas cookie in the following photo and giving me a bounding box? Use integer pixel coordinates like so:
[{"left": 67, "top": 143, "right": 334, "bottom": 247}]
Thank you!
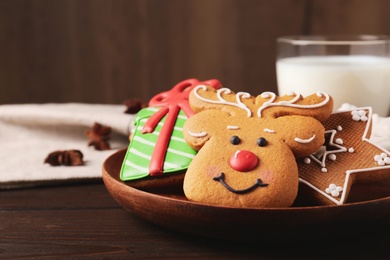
[
  {"left": 297, "top": 107, "right": 390, "bottom": 205},
  {"left": 183, "top": 85, "right": 333, "bottom": 208},
  {"left": 120, "top": 78, "right": 221, "bottom": 189}
]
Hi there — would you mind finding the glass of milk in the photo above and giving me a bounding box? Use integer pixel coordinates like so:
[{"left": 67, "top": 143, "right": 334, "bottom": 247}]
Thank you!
[{"left": 276, "top": 35, "right": 390, "bottom": 116}]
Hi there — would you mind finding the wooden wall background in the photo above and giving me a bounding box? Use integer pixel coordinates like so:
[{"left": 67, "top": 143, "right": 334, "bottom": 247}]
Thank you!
[{"left": 1, "top": 0, "right": 390, "bottom": 104}]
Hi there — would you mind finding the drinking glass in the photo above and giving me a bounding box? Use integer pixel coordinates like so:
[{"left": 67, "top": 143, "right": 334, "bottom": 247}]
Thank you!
[{"left": 276, "top": 35, "right": 390, "bottom": 116}]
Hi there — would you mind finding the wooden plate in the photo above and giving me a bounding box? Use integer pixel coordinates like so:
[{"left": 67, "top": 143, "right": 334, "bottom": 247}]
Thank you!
[{"left": 102, "top": 149, "right": 390, "bottom": 242}]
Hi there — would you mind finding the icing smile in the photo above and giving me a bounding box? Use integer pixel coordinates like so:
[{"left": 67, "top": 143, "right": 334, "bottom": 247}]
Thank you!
[{"left": 213, "top": 172, "right": 268, "bottom": 194}]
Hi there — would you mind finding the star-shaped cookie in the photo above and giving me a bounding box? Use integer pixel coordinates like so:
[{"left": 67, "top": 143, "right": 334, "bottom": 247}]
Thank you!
[{"left": 297, "top": 107, "right": 390, "bottom": 205}]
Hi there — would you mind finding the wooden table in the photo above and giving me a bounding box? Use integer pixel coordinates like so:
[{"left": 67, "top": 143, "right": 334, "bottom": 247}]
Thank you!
[{"left": 1, "top": 181, "right": 389, "bottom": 259}]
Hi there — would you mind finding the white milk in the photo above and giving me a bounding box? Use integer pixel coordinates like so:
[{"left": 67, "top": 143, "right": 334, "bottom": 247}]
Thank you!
[{"left": 276, "top": 55, "right": 390, "bottom": 116}]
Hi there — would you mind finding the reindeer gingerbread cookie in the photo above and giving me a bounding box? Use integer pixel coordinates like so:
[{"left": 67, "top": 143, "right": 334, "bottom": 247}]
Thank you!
[{"left": 183, "top": 85, "right": 333, "bottom": 208}]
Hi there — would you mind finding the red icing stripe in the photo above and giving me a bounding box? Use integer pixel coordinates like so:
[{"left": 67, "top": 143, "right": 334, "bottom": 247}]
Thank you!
[{"left": 142, "top": 78, "right": 221, "bottom": 176}]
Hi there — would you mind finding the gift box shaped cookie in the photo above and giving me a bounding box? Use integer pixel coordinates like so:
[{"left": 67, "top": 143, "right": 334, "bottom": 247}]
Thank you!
[{"left": 120, "top": 79, "right": 221, "bottom": 188}]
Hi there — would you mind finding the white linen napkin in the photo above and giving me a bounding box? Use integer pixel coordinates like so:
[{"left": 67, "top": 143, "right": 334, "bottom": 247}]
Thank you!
[
  {"left": 0, "top": 103, "right": 134, "bottom": 189},
  {"left": 371, "top": 113, "right": 390, "bottom": 151},
  {"left": 338, "top": 103, "right": 390, "bottom": 151}
]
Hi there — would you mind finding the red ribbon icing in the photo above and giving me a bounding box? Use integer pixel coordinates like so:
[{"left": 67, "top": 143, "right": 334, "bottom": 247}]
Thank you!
[{"left": 142, "top": 78, "right": 221, "bottom": 176}]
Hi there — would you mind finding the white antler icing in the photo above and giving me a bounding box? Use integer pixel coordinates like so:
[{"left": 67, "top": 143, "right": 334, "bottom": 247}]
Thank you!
[
  {"left": 257, "top": 91, "right": 330, "bottom": 117},
  {"left": 194, "top": 85, "right": 252, "bottom": 117},
  {"left": 194, "top": 86, "right": 330, "bottom": 118}
]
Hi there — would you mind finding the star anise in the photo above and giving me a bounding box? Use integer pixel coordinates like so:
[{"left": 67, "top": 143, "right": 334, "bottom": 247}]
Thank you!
[
  {"left": 44, "top": 150, "right": 84, "bottom": 166},
  {"left": 85, "top": 122, "right": 111, "bottom": 150},
  {"left": 123, "top": 98, "right": 147, "bottom": 114}
]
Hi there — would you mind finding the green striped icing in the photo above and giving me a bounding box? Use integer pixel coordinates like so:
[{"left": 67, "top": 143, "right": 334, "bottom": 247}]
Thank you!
[{"left": 120, "top": 107, "right": 197, "bottom": 181}]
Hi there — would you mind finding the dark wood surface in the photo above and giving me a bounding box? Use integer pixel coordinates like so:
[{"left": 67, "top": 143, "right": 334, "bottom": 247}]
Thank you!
[
  {"left": 1, "top": 181, "right": 389, "bottom": 259},
  {"left": 1, "top": 1, "right": 390, "bottom": 258},
  {"left": 1, "top": 0, "right": 390, "bottom": 105}
]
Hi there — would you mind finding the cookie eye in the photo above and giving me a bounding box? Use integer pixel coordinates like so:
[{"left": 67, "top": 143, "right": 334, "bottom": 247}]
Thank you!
[
  {"left": 257, "top": 137, "right": 268, "bottom": 147},
  {"left": 230, "top": 135, "right": 241, "bottom": 145}
]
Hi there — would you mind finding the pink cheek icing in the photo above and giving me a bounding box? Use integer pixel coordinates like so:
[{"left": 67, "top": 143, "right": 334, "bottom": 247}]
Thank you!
[{"left": 259, "top": 169, "right": 275, "bottom": 184}]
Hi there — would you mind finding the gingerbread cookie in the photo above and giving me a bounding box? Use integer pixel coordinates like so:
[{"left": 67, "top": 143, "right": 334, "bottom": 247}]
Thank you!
[
  {"left": 297, "top": 107, "right": 390, "bottom": 205},
  {"left": 120, "top": 78, "right": 221, "bottom": 190},
  {"left": 183, "top": 85, "right": 333, "bottom": 208}
]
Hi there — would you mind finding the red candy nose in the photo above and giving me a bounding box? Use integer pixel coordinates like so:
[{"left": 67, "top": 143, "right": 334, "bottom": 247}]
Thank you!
[{"left": 229, "top": 150, "right": 259, "bottom": 172}]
